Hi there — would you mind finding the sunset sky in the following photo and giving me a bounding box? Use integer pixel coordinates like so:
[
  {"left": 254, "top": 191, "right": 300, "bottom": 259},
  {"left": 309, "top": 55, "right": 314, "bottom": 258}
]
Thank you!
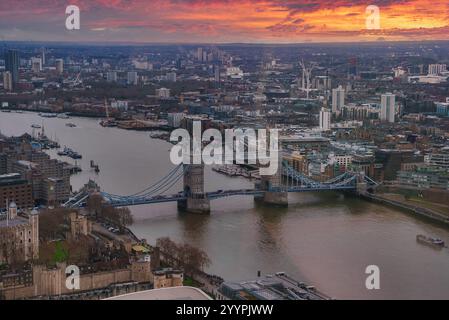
[{"left": 0, "top": 0, "right": 448, "bottom": 43}]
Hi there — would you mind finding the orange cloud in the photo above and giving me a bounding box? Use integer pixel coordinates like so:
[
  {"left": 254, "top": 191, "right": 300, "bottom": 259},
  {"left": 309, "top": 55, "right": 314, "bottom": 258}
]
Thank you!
[{"left": 0, "top": 0, "right": 448, "bottom": 42}]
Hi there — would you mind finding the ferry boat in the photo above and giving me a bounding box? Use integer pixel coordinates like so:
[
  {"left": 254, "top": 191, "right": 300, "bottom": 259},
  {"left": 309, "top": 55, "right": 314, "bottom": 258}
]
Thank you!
[
  {"left": 57, "top": 146, "right": 82, "bottom": 159},
  {"left": 65, "top": 123, "right": 77, "bottom": 127},
  {"left": 416, "top": 234, "right": 445, "bottom": 248},
  {"left": 57, "top": 113, "right": 70, "bottom": 119},
  {"left": 39, "top": 112, "right": 57, "bottom": 118},
  {"left": 99, "top": 119, "right": 118, "bottom": 127}
]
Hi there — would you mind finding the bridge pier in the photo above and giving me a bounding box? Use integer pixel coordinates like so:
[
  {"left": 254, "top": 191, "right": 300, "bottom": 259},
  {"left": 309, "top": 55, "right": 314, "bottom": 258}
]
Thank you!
[
  {"left": 177, "top": 197, "right": 210, "bottom": 214},
  {"left": 263, "top": 190, "right": 288, "bottom": 206},
  {"left": 259, "top": 138, "right": 288, "bottom": 207}
]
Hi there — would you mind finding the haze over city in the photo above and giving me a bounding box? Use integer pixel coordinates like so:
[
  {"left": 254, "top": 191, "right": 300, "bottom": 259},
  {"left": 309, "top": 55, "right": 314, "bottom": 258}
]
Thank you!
[{"left": 1, "top": 0, "right": 449, "bottom": 43}]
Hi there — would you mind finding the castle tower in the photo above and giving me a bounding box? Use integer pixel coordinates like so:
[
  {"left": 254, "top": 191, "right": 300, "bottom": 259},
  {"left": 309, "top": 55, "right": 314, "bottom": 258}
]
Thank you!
[
  {"left": 29, "top": 208, "right": 39, "bottom": 260},
  {"left": 8, "top": 201, "right": 17, "bottom": 220}
]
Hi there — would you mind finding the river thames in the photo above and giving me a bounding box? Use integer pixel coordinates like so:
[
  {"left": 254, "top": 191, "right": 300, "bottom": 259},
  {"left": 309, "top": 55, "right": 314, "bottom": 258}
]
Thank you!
[{"left": 2, "top": 111, "right": 449, "bottom": 299}]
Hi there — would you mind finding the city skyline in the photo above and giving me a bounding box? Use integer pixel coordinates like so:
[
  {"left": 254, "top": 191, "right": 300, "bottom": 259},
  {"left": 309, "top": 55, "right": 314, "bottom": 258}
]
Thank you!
[{"left": 0, "top": 0, "right": 449, "bottom": 43}]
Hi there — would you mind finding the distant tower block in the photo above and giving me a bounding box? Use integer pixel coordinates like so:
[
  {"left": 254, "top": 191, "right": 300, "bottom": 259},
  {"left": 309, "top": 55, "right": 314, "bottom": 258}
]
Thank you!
[{"left": 178, "top": 163, "right": 210, "bottom": 214}]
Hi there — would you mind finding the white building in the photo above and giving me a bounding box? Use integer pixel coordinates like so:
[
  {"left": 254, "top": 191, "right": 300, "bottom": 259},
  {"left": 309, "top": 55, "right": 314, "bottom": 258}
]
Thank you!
[
  {"left": 380, "top": 93, "right": 396, "bottom": 123},
  {"left": 110, "top": 100, "right": 128, "bottom": 111},
  {"left": 55, "top": 59, "right": 64, "bottom": 74},
  {"left": 31, "top": 57, "right": 42, "bottom": 73},
  {"left": 167, "top": 113, "right": 185, "bottom": 127},
  {"left": 329, "top": 153, "right": 352, "bottom": 168},
  {"left": 107, "top": 71, "right": 117, "bottom": 82},
  {"left": 319, "top": 107, "right": 331, "bottom": 131},
  {"left": 332, "top": 85, "right": 345, "bottom": 115},
  {"left": 226, "top": 67, "right": 243, "bottom": 79},
  {"left": 127, "top": 71, "right": 138, "bottom": 85},
  {"left": 428, "top": 64, "right": 447, "bottom": 75},
  {"left": 156, "top": 87, "right": 170, "bottom": 98},
  {"left": 166, "top": 72, "right": 177, "bottom": 82},
  {"left": 3, "top": 71, "right": 12, "bottom": 91}
]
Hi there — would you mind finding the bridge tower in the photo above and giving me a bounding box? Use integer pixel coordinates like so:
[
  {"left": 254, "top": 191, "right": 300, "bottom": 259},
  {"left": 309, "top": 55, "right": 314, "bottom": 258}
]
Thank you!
[
  {"left": 356, "top": 171, "right": 368, "bottom": 194},
  {"left": 259, "top": 135, "right": 288, "bottom": 206},
  {"left": 177, "top": 163, "right": 210, "bottom": 214}
]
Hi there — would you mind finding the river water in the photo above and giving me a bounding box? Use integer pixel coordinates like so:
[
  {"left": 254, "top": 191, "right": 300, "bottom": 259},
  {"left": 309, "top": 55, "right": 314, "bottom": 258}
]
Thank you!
[{"left": 1, "top": 111, "right": 449, "bottom": 299}]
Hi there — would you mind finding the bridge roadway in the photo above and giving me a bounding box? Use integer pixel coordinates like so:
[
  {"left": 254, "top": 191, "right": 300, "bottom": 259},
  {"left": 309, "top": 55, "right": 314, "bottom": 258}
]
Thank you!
[
  {"left": 63, "top": 163, "right": 373, "bottom": 209},
  {"left": 101, "top": 185, "right": 358, "bottom": 208}
]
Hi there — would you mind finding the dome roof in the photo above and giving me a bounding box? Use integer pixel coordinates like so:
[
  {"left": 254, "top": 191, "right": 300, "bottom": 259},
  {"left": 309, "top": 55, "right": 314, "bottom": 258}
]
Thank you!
[
  {"left": 9, "top": 201, "right": 17, "bottom": 208},
  {"left": 30, "top": 208, "right": 39, "bottom": 215}
]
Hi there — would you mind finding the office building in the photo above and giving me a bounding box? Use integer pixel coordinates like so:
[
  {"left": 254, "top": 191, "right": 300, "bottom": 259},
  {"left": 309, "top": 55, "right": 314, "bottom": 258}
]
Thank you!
[
  {"left": 156, "top": 87, "right": 170, "bottom": 98},
  {"left": 107, "top": 71, "right": 117, "bottom": 82},
  {"left": 197, "top": 47, "right": 203, "bottom": 61},
  {"left": 332, "top": 85, "right": 345, "bottom": 115},
  {"left": 0, "top": 173, "right": 34, "bottom": 210},
  {"left": 31, "top": 57, "right": 42, "bottom": 73},
  {"left": 167, "top": 113, "right": 185, "bottom": 128},
  {"left": 3, "top": 71, "right": 12, "bottom": 91},
  {"left": 428, "top": 64, "right": 447, "bottom": 75},
  {"left": 380, "top": 93, "right": 395, "bottom": 123},
  {"left": 127, "top": 71, "right": 138, "bottom": 85},
  {"left": 165, "top": 72, "right": 176, "bottom": 82},
  {"left": 5, "top": 49, "right": 19, "bottom": 85},
  {"left": 319, "top": 108, "right": 331, "bottom": 131},
  {"left": 436, "top": 101, "right": 449, "bottom": 117},
  {"left": 55, "top": 59, "right": 64, "bottom": 74}
]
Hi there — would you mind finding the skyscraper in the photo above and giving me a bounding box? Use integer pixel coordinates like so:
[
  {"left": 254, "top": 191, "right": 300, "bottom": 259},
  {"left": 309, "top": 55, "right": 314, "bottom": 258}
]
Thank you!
[
  {"left": 332, "top": 85, "right": 345, "bottom": 115},
  {"left": 41, "top": 47, "right": 46, "bottom": 66},
  {"left": 127, "top": 71, "right": 138, "bottom": 85},
  {"left": 381, "top": 93, "right": 396, "bottom": 123},
  {"left": 31, "top": 57, "right": 42, "bottom": 73},
  {"left": 319, "top": 107, "right": 331, "bottom": 131},
  {"left": 428, "top": 64, "right": 447, "bottom": 75},
  {"left": 197, "top": 47, "right": 203, "bottom": 62},
  {"left": 55, "top": 59, "right": 64, "bottom": 74},
  {"left": 214, "top": 65, "right": 220, "bottom": 83},
  {"left": 5, "top": 49, "right": 19, "bottom": 85},
  {"left": 3, "top": 71, "right": 12, "bottom": 91},
  {"left": 107, "top": 71, "right": 117, "bottom": 82}
]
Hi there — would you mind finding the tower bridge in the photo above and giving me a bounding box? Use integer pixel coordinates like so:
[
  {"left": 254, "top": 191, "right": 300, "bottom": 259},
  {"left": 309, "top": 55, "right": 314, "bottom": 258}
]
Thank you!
[{"left": 63, "top": 160, "right": 378, "bottom": 213}]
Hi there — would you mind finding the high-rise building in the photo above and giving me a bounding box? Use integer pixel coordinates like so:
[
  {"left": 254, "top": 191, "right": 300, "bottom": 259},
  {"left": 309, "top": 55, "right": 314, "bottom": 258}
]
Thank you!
[
  {"left": 332, "top": 85, "right": 345, "bottom": 115},
  {"left": 5, "top": 49, "right": 19, "bottom": 85},
  {"left": 381, "top": 93, "right": 396, "bottom": 123},
  {"left": 55, "top": 59, "right": 64, "bottom": 74},
  {"left": 167, "top": 113, "right": 185, "bottom": 127},
  {"left": 166, "top": 72, "right": 177, "bottom": 82},
  {"left": 197, "top": 47, "right": 203, "bottom": 62},
  {"left": 127, "top": 71, "right": 138, "bottom": 85},
  {"left": 31, "top": 57, "right": 42, "bottom": 73},
  {"left": 428, "top": 64, "right": 447, "bottom": 75},
  {"left": 214, "top": 65, "right": 220, "bottom": 83},
  {"left": 319, "top": 107, "right": 331, "bottom": 131},
  {"left": 156, "top": 87, "right": 170, "bottom": 98},
  {"left": 41, "top": 47, "right": 46, "bottom": 66},
  {"left": 107, "top": 71, "right": 117, "bottom": 82},
  {"left": 3, "top": 71, "right": 12, "bottom": 91}
]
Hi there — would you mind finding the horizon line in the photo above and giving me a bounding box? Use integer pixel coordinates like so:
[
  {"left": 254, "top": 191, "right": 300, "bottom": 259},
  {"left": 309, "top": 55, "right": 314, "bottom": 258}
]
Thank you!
[{"left": 2, "top": 39, "right": 449, "bottom": 47}]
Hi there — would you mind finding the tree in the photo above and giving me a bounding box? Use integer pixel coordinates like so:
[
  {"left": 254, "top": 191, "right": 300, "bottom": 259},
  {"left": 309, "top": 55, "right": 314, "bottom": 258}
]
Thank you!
[
  {"left": 155, "top": 237, "right": 211, "bottom": 276},
  {"left": 39, "top": 208, "right": 69, "bottom": 241},
  {"left": 86, "top": 193, "right": 103, "bottom": 219}
]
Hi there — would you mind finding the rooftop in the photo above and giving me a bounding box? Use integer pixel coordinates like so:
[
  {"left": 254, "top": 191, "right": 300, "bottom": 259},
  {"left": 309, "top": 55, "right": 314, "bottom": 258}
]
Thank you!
[{"left": 104, "top": 286, "right": 212, "bottom": 300}]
